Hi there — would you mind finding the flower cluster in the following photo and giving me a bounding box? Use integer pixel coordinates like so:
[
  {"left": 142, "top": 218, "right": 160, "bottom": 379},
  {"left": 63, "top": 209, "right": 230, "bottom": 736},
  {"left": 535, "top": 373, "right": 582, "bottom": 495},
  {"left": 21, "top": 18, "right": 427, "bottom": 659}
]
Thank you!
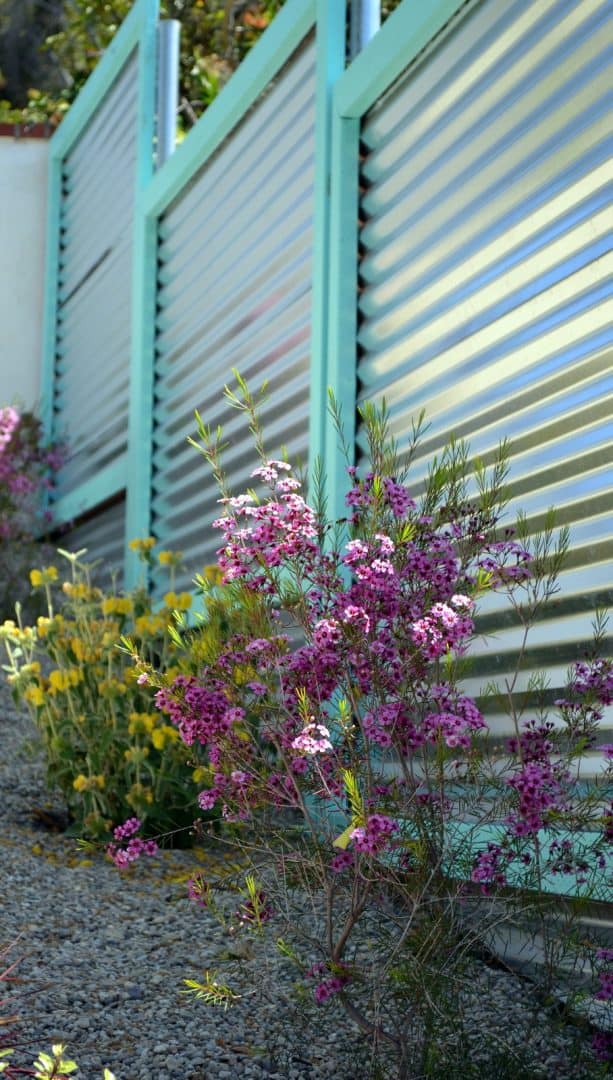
[
  {"left": 594, "top": 948, "right": 613, "bottom": 1002},
  {"left": 349, "top": 813, "right": 399, "bottom": 855},
  {"left": 411, "top": 599, "right": 474, "bottom": 659},
  {"left": 0, "top": 406, "right": 19, "bottom": 450},
  {"left": 306, "top": 961, "right": 351, "bottom": 1005},
  {"left": 213, "top": 463, "right": 318, "bottom": 586},
  {"left": 471, "top": 843, "right": 508, "bottom": 892},
  {"left": 291, "top": 722, "right": 333, "bottom": 755},
  {"left": 106, "top": 817, "right": 158, "bottom": 868},
  {"left": 0, "top": 406, "right": 64, "bottom": 542}
]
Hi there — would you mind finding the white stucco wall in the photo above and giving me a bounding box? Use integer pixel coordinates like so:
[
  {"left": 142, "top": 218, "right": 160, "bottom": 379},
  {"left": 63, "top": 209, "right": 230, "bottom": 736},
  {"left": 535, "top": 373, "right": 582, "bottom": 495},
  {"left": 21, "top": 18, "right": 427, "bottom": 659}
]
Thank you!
[{"left": 0, "top": 135, "right": 49, "bottom": 410}]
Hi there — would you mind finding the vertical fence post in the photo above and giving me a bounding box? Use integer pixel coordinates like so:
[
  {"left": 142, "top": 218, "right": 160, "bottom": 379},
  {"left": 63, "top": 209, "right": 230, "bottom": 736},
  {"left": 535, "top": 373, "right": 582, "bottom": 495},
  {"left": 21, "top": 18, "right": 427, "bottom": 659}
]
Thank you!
[
  {"left": 309, "top": 0, "right": 349, "bottom": 510},
  {"left": 349, "top": 0, "right": 381, "bottom": 58},
  {"left": 157, "top": 19, "right": 180, "bottom": 168},
  {"left": 124, "top": 0, "right": 161, "bottom": 587},
  {"left": 39, "top": 150, "right": 62, "bottom": 450},
  {"left": 323, "top": 98, "right": 361, "bottom": 523}
]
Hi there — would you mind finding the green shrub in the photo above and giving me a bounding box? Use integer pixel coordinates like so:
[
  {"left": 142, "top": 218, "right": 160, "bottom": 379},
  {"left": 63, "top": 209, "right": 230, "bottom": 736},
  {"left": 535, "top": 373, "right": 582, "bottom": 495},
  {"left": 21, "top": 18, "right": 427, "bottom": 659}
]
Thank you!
[{"left": 1, "top": 542, "right": 204, "bottom": 841}]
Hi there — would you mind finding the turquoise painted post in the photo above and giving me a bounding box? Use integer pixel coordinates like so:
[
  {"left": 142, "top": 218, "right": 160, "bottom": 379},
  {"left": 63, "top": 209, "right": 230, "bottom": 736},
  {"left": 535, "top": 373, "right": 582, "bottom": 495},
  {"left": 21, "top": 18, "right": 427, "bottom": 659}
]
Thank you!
[
  {"left": 124, "top": 0, "right": 163, "bottom": 587},
  {"left": 308, "top": 0, "right": 348, "bottom": 509},
  {"left": 39, "top": 152, "right": 63, "bottom": 449},
  {"left": 322, "top": 104, "right": 360, "bottom": 525},
  {"left": 38, "top": 0, "right": 160, "bottom": 542},
  {"left": 321, "top": 0, "right": 467, "bottom": 523}
]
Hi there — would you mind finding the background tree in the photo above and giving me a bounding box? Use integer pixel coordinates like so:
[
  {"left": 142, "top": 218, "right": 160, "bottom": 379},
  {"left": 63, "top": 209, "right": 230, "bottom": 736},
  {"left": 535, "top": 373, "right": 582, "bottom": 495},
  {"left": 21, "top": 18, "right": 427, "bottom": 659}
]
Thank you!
[
  {"left": 0, "top": 1, "right": 65, "bottom": 115},
  {"left": 0, "top": 1, "right": 403, "bottom": 127},
  {"left": 0, "top": 0, "right": 287, "bottom": 126}
]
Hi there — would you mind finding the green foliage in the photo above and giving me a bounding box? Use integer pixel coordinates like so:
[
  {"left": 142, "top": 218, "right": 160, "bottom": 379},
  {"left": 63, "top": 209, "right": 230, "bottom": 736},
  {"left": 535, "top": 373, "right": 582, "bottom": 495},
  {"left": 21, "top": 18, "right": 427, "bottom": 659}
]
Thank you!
[
  {"left": 0, "top": 0, "right": 286, "bottom": 127},
  {"left": 0, "top": 543, "right": 203, "bottom": 840},
  {"left": 181, "top": 971, "right": 241, "bottom": 1008}
]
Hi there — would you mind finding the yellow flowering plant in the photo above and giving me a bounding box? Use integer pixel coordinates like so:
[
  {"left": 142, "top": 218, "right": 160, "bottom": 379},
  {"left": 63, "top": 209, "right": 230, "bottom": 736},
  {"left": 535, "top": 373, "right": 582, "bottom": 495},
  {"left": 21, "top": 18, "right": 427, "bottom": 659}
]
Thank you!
[{"left": 1, "top": 545, "right": 206, "bottom": 841}]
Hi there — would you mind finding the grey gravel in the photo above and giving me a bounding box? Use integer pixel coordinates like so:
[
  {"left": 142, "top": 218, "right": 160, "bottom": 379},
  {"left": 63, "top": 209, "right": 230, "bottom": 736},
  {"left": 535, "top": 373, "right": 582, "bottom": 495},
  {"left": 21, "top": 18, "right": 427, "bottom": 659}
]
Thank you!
[{"left": 0, "top": 684, "right": 602, "bottom": 1079}]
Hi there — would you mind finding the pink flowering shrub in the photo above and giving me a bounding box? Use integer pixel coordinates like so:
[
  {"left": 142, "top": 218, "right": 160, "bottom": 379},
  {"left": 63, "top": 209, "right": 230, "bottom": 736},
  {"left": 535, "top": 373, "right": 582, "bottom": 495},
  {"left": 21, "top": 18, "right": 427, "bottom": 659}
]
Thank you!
[
  {"left": 0, "top": 405, "right": 65, "bottom": 619},
  {"left": 133, "top": 384, "right": 611, "bottom": 1076}
]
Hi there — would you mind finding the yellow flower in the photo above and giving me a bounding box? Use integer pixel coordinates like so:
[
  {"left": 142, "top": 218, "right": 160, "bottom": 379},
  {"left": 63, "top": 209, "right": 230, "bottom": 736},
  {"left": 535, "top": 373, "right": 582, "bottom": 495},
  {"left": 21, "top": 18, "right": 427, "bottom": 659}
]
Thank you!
[
  {"left": 71, "top": 637, "right": 86, "bottom": 662},
  {"left": 163, "top": 591, "right": 192, "bottom": 611},
  {"left": 202, "top": 565, "right": 223, "bottom": 586},
  {"left": 64, "top": 582, "right": 90, "bottom": 600},
  {"left": 22, "top": 661, "right": 41, "bottom": 676},
  {"left": 98, "top": 678, "right": 128, "bottom": 697},
  {"left": 151, "top": 728, "right": 166, "bottom": 750},
  {"left": 151, "top": 725, "right": 179, "bottom": 750},
  {"left": 30, "top": 566, "right": 58, "bottom": 587},
  {"left": 192, "top": 765, "right": 212, "bottom": 784},
  {"left": 129, "top": 537, "right": 156, "bottom": 552},
  {"left": 101, "top": 596, "right": 133, "bottom": 616},
  {"left": 49, "top": 669, "right": 70, "bottom": 693},
  {"left": 128, "top": 711, "right": 157, "bottom": 735},
  {"left": 24, "top": 682, "right": 44, "bottom": 708},
  {"left": 36, "top": 615, "right": 59, "bottom": 637},
  {"left": 127, "top": 783, "right": 154, "bottom": 808},
  {"left": 73, "top": 774, "right": 105, "bottom": 792},
  {"left": 158, "top": 550, "right": 183, "bottom": 566},
  {"left": 134, "top": 614, "right": 166, "bottom": 637}
]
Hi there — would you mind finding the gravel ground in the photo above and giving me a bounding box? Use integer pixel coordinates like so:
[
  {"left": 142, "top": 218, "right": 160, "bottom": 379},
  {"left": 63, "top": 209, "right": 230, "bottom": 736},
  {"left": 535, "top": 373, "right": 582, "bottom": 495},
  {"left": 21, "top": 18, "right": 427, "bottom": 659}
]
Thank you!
[{"left": 0, "top": 684, "right": 604, "bottom": 1079}]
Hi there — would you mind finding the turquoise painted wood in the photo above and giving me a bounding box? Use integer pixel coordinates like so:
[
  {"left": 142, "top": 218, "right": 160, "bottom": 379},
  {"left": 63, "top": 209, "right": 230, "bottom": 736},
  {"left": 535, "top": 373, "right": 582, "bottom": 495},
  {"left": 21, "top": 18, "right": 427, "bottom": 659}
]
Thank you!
[
  {"left": 51, "top": 459, "right": 128, "bottom": 526},
  {"left": 123, "top": 0, "right": 165, "bottom": 585},
  {"left": 39, "top": 154, "right": 63, "bottom": 449},
  {"left": 307, "top": 0, "right": 347, "bottom": 503},
  {"left": 323, "top": 106, "right": 360, "bottom": 524},
  {"left": 40, "top": 0, "right": 159, "bottom": 556},
  {"left": 335, "top": 0, "right": 465, "bottom": 117}
]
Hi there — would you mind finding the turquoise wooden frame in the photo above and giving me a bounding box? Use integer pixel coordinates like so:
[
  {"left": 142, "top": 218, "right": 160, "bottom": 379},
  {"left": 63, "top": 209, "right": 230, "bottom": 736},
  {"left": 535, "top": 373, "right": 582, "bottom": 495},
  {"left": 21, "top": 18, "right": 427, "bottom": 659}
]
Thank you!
[
  {"left": 40, "top": 0, "right": 159, "bottom": 527},
  {"left": 125, "top": 0, "right": 347, "bottom": 586},
  {"left": 322, "top": 0, "right": 467, "bottom": 522}
]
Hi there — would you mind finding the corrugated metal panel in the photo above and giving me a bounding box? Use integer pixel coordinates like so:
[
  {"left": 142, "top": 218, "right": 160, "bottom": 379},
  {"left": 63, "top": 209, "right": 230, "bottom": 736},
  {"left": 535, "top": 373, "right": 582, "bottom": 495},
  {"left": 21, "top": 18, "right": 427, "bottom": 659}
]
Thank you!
[
  {"left": 357, "top": 0, "right": 613, "bottom": 775},
  {"left": 151, "top": 37, "right": 317, "bottom": 595},
  {"left": 57, "top": 499, "right": 126, "bottom": 588},
  {"left": 52, "top": 53, "right": 139, "bottom": 497}
]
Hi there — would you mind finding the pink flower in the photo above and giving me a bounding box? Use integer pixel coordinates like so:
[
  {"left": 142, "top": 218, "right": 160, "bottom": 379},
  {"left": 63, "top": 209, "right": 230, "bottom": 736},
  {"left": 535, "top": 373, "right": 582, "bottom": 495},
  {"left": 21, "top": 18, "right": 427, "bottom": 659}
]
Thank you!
[
  {"left": 106, "top": 818, "right": 158, "bottom": 868},
  {"left": 291, "top": 723, "right": 333, "bottom": 756},
  {"left": 350, "top": 814, "right": 398, "bottom": 855}
]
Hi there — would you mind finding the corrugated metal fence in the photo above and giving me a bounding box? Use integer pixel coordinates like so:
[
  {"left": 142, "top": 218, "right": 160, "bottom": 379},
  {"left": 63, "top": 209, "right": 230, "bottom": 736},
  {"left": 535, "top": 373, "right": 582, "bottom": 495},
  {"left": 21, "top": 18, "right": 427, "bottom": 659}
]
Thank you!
[{"left": 40, "top": 0, "right": 612, "bottom": 905}]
